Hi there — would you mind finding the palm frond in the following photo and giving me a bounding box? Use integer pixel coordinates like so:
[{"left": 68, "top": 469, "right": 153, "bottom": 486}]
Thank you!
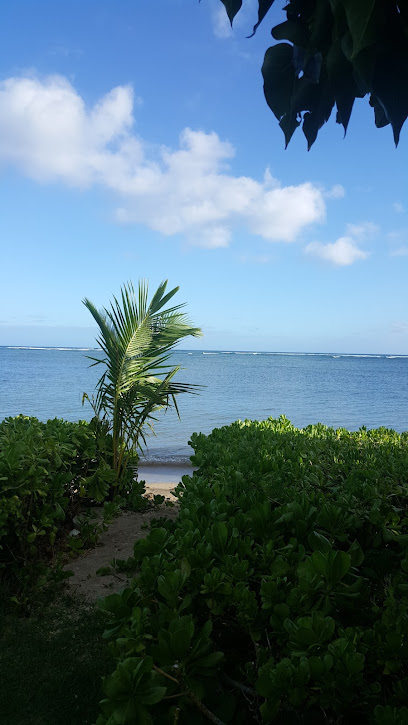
[{"left": 83, "top": 279, "right": 203, "bottom": 471}]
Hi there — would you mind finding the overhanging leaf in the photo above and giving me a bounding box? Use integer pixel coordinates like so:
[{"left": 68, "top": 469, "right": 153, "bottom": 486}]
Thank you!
[
  {"left": 272, "top": 19, "right": 309, "bottom": 46},
  {"left": 248, "top": 0, "right": 276, "bottom": 37},
  {"left": 369, "top": 94, "right": 389, "bottom": 128},
  {"left": 220, "top": 0, "right": 242, "bottom": 26},
  {"left": 262, "top": 43, "right": 295, "bottom": 120},
  {"left": 326, "top": 38, "right": 358, "bottom": 133},
  {"left": 308, "top": 0, "right": 334, "bottom": 54},
  {"left": 291, "top": 76, "right": 320, "bottom": 114},
  {"left": 210, "top": 0, "right": 408, "bottom": 147},
  {"left": 279, "top": 113, "right": 301, "bottom": 148},
  {"left": 301, "top": 70, "right": 335, "bottom": 149},
  {"left": 352, "top": 46, "right": 377, "bottom": 94},
  {"left": 342, "top": 0, "right": 382, "bottom": 58},
  {"left": 372, "top": 50, "right": 408, "bottom": 145}
]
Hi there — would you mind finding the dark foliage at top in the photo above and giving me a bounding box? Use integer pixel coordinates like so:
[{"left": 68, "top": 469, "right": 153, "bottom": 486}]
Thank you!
[{"left": 217, "top": 0, "right": 408, "bottom": 148}]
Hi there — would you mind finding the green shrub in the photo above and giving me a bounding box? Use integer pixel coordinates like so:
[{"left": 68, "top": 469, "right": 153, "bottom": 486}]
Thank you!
[
  {"left": 0, "top": 415, "right": 133, "bottom": 587},
  {"left": 97, "top": 416, "right": 408, "bottom": 724}
]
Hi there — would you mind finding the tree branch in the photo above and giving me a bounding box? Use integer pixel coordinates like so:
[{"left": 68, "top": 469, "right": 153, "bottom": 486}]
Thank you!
[{"left": 152, "top": 664, "right": 227, "bottom": 725}]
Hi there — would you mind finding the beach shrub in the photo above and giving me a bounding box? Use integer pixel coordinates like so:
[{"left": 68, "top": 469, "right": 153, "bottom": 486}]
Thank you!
[
  {"left": 0, "top": 415, "right": 126, "bottom": 586},
  {"left": 97, "top": 416, "right": 408, "bottom": 724}
]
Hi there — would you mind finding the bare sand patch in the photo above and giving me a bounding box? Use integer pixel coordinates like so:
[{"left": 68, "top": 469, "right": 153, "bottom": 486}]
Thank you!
[
  {"left": 64, "top": 464, "right": 195, "bottom": 601},
  {"left": 65, "top": 482, "right": 181, "bottom": 601}
]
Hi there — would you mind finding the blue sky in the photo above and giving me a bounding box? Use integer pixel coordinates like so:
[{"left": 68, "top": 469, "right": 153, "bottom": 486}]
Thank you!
[{"left": 1, "top": 0, "right": 407, "bottom": 353}]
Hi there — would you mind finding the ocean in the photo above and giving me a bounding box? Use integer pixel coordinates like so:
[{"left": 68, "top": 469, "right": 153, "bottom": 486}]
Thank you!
[{"left": 1, "top": 346, "right": 407, "bottom": 463}]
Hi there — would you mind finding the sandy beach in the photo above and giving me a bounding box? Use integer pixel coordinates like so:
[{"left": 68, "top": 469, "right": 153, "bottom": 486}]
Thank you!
[
  {"left": 138, "top": 462, "right": 195, "bottom": 499},
  {"left": 66, "top": 463, "right": 195, "bottom": 599}
]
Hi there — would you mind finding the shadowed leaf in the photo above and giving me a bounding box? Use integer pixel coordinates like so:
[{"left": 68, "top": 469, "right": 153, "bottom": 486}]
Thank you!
[
  {"left": 272, "top": 20, "right": 309, "bottom": 46},
  {"left": 262, "top": 43, "right": 295, "bottom": 120},
  {"left": 248, "top": 0, "right": 276, "bottom": 37},
  {"left": 327, "top": 38, "right": 357, "bottom": 133},
  {"left": 220, "top": 0, "right": 242, "bottom": 25},
  {"left": 343, "top": 0, "right": 380, "bottom": 58},
  {"left": 372, "top": 50, "right": 408, "bottom": 145}
]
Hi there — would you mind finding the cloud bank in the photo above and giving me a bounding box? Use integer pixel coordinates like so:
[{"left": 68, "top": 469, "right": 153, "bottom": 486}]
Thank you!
[
  {"left": 304, "top": 221, "right": 375, "bottom": 266},
  {"left": 0, "top": 74, "right": 331, "bottom": 248}
]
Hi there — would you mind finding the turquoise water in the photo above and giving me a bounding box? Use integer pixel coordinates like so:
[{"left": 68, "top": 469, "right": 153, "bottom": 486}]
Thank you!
[{"left": 1, "top": 346, "right": 408, "bottom": 461}]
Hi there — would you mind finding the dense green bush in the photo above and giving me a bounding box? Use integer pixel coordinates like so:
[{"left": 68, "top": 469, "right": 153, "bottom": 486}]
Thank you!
[
  {"left": 97, "top": 416, "right": 408, "bottom": 724},
  {"left": 0, "top": 415, "right": 123, "bottom": 582}
]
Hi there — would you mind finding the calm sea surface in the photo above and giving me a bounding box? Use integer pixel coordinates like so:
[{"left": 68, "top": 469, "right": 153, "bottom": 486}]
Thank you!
[{"left": 1, "top": 346, "right": 407, "bottom": 462}]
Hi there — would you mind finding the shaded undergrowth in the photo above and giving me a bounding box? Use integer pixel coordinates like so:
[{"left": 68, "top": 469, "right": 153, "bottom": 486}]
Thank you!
[{"left": 0, "top": 590, "right": 114, "bottom": 725}]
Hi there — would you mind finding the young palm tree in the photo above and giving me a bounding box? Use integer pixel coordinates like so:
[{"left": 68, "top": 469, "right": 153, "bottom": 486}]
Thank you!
[{"left": 83, "top": 280, "right": 202, "bottom": 485}]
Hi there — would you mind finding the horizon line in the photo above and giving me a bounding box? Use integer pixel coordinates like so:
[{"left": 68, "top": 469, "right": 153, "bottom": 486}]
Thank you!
[{"left": 2, "top": 345, "right": 408, "bottom": 357}]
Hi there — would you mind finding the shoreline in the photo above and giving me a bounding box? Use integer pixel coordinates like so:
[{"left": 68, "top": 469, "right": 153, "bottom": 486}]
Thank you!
[
  {"left": 138, "top": 462, "right": 195, "bottom": 499},
  {"left": 138, "top": 462, "right": 195, "bottom": 484}
]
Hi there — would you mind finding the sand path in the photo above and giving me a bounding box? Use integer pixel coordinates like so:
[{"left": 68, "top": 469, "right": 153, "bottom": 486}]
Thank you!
[{"left": 65, "top": 474, "right": 188, "bottom": 601}]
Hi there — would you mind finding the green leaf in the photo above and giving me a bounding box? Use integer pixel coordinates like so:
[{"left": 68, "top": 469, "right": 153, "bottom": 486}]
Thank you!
[
  {"left": 352, "top": 45, "right": 376, "bottom": 94},
  {"left": 291, "top": 76, "right": 320, "bottom": 114},
  {"left": 370, "top": 94, "right": 389, "bottom": 128},
  {"left": 301, "top": 71, "right": 335, "bottom": 149},
  {"left": 260, "top": 698, "right": 281, "bottom": 720},
  {"left": 139, "top": 685, "right": 167, "bottom": 705},
  {"left": 331, "top": 551, "right": 351, "bottom": 583},
  {"left": 309, "top": 656, "right": 325, "bottom": 679},
  {"left": 347, "top": 540, "right": 364, "bottom": 567},
  {"left": 343, "top": 0, "right": 381, "bottom": 58},
  {"left": 193, "top": 651, "right": 224, "bottom": 670},
  {"left": 308, "top": 531, "right": 331, "bottom": 553},
  {"left": 345, "top": 652, "right": 365, "bottom": 675},
  {"left": 157, "top": 570, "right": 185, "bottom": 608},
  {"left": 219, "top": 0, "right": 242, "bottom": 26},
  {"left": 310, "top": 1, "right": 334, "bottom": 52},
  {"left": 274, "top": 602, "right": 290, "bottom": 619},
  {"left": 294, "top": 627, "right": 317, "bottom": 646},
  {"left": 248, "top": 0, "right": 276, "bottom": 37},
  {"left": 279, "top": 113, "right": 301, "bottom": 148},
  {"left": 210, "top": 521, "right": 228, "bottom": 552},
  {"left": 262, "top": 43, "right": 295, "bottom": 121},
  {"left": 271, "top": 20, "right": 308, "bottom": 46},
  {"left": 326, "top": 38, "right": 357, "bottom": 133},
  {"left": 165, "top": 616, "right": 195, "bottom": 660},
  {"left": 311, "top": 550, "right": 351, "bottom": 584},
  {"left": 96, "top": 566, "right": 112, "bottom": 577},
  {"left": 372, "top": 51, "right": 408, "bottom": 146}
]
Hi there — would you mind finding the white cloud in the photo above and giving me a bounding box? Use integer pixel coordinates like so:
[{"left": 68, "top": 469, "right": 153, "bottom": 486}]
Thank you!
[
  {"left": 393, "top": 202, "right": 404, "bottom": 213},
  {"left": 325, "top": 184, "right": 345, "bottom": 199},
  {"left": 345, "top": 221, "right": 379, "bottom": 240},
  {"left": 305, "top": 236, "right": 370, "bottom": 266},
  {"left": 191, "top": 225, "right": 231, "bottom": 249},
  {"left": 0, "top": 74, "right": 332, "bottom": 248},
  {"left": 305, "top": 220, "right": 376, "bottom": 266},
  {"left": 0, "top": 75, "right": 135, "bottom": 186},
  {"left": 211, "top": 5, "right": 233, "bottom": 38},
  {"left": 390, "top": 247, "right": 408, "bottom": 257}
]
